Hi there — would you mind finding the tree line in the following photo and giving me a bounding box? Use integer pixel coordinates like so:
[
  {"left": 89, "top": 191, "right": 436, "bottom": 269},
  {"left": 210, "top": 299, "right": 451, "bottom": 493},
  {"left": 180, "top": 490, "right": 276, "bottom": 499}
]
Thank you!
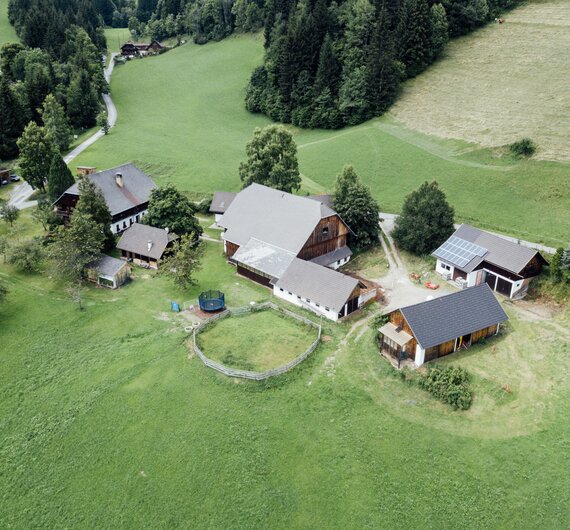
[{"left": 245, "top": 0, "right": 523, "bottom": 129}]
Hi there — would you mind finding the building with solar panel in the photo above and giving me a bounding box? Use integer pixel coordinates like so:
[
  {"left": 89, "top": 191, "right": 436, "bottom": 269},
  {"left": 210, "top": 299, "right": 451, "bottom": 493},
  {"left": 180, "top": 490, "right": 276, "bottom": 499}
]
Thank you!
[{"left": 432, "top": 225, "right": 547, "bottom": 298}]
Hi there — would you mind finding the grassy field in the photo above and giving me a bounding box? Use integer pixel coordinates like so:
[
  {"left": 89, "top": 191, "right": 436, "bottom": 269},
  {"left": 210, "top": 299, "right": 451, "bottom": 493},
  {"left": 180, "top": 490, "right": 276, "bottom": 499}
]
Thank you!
[
  {"left": 72, "top": 34, "right": 570, "bottom": 247},
  {"left": 197, "top": 309, "right": 318, "bottom": 371},
  {"left": 391, "top": 0, "right": 570, "bottom": 162},
  {"left": 1, "top": 210, "right": 570, "bottom": 527},
  {"left": 344, "top": 244, "right": 389, "bottom": 280},
  {"left": 0, "top": 0, "right": 18, "bottom": 45}
]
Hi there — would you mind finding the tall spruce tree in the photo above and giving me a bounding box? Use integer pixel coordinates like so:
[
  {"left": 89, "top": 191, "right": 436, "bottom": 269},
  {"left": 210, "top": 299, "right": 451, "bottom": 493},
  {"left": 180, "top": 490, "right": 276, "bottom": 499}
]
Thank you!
[
  {"left": 429, "top": 3, "right": 449, "bottom": 60},
  {"left": 397, "top": 0, "right": 432, "bottom": 78},
  {"left": 40, "top": 94, "right": 72, "bottom": 152},
  {"left": 392, "top": 181, "right": 455, "bottom": 255},
  {"left": 47, "top": 153, "right": 75, "bottom": 201},
  {"left": 0, "top": 76, "right": 27, "bottom": 159},
  {"left": 67, "top": 69, "right": 99, "bottom": 128},
  {"left": 74, "top": 177, "right": 114, "bottom": 249}
]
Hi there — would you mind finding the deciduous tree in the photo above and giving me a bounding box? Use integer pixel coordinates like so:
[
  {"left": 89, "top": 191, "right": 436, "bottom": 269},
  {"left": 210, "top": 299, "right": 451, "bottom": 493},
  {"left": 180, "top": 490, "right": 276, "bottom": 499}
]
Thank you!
[
  {"left": 239, "top": 125, "right": 301, "bottom": 193},
  {"left": 392, "top": 180, "right": 455, "bottom": 255},
  {"left": 41, "top": 94, "right": 72, "bottom": 152},
  {"left": 17, "top": 122, "right": 56, "bottom": 192},
  {"left": 0, "top": 202, "right": 20, "bottom": 227},
  {"left": 74, "top": 177, "right": 114, "bottom": 249},
  {"left": 6, "top": 238, "right": 44, "bottom": 273},
  {"left": 0, "top": 75, "right": 27, "bottom": 159},
  {"left": 158, "top": 233, "right": 204, "bottom": 290},
  {"left": 144, "top": 185, "right": 203, "bottom": 240}
]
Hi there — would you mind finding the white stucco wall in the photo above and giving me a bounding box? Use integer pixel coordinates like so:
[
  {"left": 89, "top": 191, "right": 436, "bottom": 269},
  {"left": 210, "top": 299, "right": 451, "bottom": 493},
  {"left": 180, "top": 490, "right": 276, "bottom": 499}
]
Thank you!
[
  {"left": 415, "top": 345, "right": 425, "bottom": 367},
  {"left": 273, "top": 286, "right": 340, "bottom": 321},
  {"left": 111, "top": 209, "right": 148, "bottom": 235},
  {"left": 435, "top": 259, "right": 454, "bottom": 278},
  {"left": 328, "top": 256, "right": 351, "bottom": 270}
]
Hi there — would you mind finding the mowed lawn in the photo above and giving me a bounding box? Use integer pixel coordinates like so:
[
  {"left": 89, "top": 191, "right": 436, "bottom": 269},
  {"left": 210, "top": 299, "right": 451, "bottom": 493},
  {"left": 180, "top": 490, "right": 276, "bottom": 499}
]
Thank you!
[
  {"left": 72, "top": 34, "right": 570, "bottom": 246},
  {"left": 197, "top": 309, "right": 318, "bottom": 371},
  {"left": 0, "top": 0, "right": 18, "bottom": 45},
  {"left": 2, "top": 231, "right": 570, "bottom": 527}
]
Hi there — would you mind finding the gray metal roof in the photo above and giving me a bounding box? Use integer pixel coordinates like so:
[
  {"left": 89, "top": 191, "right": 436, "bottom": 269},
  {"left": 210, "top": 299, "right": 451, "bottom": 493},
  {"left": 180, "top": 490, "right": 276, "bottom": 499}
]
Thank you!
[
  {"left": 209, "top": 191, "right": 237, "bottom": 214},
  {"left": 399, "top": 284, "right": 509, "bottom": 350},
  {"left": 433, "top": 224, "right": 542, "bottom": 274},
  {"left": 308, "top": 193, "right": 334, "bottom": 211},
  {"left": 64, "top": 163, "right": 156, "bottom": 216},
  {"left": 86, "top": 255, "right": 128, "bottom": 277},
  {"left": 310, "top": 246, "right": 353, "bottom": 267},
  {"left": 116, "top": 223, "right": 177, "bottom": 260},
  {"left": 233, "top": 238, "right": 296, "bottom": 279},
  {"left": 275, "top": 258, "right": 359, "bottom": 312},
  {"left": 219, "top": 184, "right": 343, "bottom": 254}
]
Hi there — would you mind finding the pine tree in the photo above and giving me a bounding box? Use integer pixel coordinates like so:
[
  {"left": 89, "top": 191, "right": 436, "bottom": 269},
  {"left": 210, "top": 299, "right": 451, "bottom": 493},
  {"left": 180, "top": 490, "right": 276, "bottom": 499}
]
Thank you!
[
  {"left": 16, "top": 122, "right": 56, "bottom": 192},
  {"left": 392, "top": 181, "right": 455, "bottom": 255},
  {"left": 0, "top": 76, "right": 27, "bottom": 159},
  {"left": 47, "top": 153, "right": 75, "bottom": 201},
  {"left": 314, "top": 34, "right": 340, "bottom": 94},
  {"left": 333, "top": 165, "right": 380, "bottom": 249},
  {"left": 67, "top": 69, "right": 100, "bottom": 128},
  {"left": 429, "top": 3, "right": 448, "bottom": 60},
  {"left": 397, "top": 0, "right": 431, "bottom": 78},
  {"left": 40, "top": 94, "right": 72, "bottom": 152}
]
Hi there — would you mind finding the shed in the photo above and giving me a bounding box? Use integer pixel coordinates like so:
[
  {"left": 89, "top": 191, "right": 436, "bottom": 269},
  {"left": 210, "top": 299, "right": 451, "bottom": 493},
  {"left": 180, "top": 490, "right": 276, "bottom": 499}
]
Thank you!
[
  {"left": 379, "top": 284, "right": 509, "bottom": 366},
  {"left": 209, "top": 191, "right": 237, "bottom": 224},
  {"left": 117, "top": 223, "right": 177, "bottom": 269},
  {"left": 86, "top": 255, "right": 131, "bottom": 289}
]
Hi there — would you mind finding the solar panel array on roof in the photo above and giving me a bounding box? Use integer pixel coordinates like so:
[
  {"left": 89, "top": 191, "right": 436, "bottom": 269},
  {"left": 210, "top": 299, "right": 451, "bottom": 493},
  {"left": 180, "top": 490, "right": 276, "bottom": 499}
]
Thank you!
[{"left": 433, "top": 236, "right": 487, "bottom": 268}]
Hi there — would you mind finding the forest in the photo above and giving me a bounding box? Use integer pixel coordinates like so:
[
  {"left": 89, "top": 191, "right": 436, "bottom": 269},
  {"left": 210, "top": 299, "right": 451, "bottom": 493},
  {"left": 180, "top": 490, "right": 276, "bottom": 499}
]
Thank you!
[{"left": 245, "top": 0, "right": 524, "bottom": 128}]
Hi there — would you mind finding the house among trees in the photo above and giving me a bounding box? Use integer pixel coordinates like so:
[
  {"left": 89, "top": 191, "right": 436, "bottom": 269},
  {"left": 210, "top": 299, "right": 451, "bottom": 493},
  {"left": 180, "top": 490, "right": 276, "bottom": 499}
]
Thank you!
[
  {"left": 85, "top": 255, "right": 131, "bottom": 289},
  {"left": 209, "top": 191, "right": 237, "bottom": 225},
  {"left": 216, "top": 183, "right": 372, "bottom": 320},
  {"left": 120, "top": 41, "right": 164, "bottom": 57},
  {"left": 54, "top": 164, "right": 156, "bottom": 234},
  {"left": 432, "top": 225, "right": 547, "bottom": 298},
  {"left": 378, "top": 284, "right": 509, "bottom": 367},
  {"left": 116, "top": 223, "right": 177, "bottom": 269}
]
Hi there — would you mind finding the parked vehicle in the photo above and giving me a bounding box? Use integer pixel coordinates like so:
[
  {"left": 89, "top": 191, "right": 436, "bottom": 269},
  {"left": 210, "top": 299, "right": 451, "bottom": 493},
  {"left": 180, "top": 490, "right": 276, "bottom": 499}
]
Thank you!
[{"left": 10, "top": 174, "right": 20, "bottom": 182}]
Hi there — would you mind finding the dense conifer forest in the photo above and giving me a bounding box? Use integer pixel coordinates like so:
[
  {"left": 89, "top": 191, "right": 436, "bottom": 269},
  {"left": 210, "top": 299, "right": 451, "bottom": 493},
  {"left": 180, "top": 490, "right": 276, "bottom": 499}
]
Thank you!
[{"left": 245, "top": 0, "right": 524, "bottom": 128}]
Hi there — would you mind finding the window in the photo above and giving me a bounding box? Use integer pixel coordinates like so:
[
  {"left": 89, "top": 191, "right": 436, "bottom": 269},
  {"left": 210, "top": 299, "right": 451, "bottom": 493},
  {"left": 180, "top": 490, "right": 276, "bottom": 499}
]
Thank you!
[
  {"left": 115, "top": 224, "right": 119, "bottom": 232},
  {"left": 322, "top": 227, "right": 329, "bottom": 236},
  {"left": 442, "top": 263, "right": 451, "bottom": 271},
  {"left": 337, "top": 260, "right": 341, "bottom": 265},
  {"left": 325, "top": 307, "right": 329, "bottom": 311},
  {"left": 297, "top": 295, "right": 301, "bottom": 299},
  {"left": 122, "top": 221, "right": 127, "bottom": 229},
  {"left": 315, "top": 303, "right": 320, "bottom": 307},
  {"left": 130, "top": 219, "right": 134, "bottom": 226},
  {"left": 306, "top": 298, "right": 311, "bottom": 303},
  {"left": 136, "top": 215, "right": 140, "bottom": 222},
  {"left": 279, "top": 288, "right": 284, "bottom": 292}
]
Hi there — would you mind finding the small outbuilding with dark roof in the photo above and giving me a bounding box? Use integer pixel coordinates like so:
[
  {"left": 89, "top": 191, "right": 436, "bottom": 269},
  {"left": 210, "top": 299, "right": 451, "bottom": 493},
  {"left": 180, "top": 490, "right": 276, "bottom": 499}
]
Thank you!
[
  {"left": 378, "top": 284, "right": 509, "bottom": 366},
  {"left": 432, "top": 224, "right": 547, "bottom": 299},
  {"left": 116, "top": 223, "right": 177, "bottom": 269},
  {"left": 209, "top": 191, "right": 237, "bottom": 224},
  {"left": 85, "top": 255, "right": 131, "bottom": 289}
]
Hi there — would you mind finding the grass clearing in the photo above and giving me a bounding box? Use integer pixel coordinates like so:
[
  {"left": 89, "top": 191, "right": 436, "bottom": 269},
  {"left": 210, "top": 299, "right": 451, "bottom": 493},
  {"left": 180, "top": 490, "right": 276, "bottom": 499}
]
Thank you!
[
  {"left": 343, "top": 244, "right": 389, "bottom": 280},
  {"left": 197, "top": 308, "right": 318, "bottom": 371},
  {"left": 390, "top": 0, "right": 570, "bottom": 162},
  {"left": 72, "top": 34, "right": 570, "bottom": 246},
  {"left": 0, "top": 0, "right": 18, "bottom": 46}
]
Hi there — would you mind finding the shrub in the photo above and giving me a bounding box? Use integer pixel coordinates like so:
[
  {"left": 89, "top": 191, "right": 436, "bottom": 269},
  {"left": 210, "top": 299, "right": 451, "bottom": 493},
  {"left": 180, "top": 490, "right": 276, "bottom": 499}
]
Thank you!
[
  {"left": 509, "top": 138, "right": 536, "bottom": 158},
  {"left": 7, "top": 238, "right": 44, "bottom": 273},
  {"left": 418, "top": 365, "right": 473, "bottom": 410}
]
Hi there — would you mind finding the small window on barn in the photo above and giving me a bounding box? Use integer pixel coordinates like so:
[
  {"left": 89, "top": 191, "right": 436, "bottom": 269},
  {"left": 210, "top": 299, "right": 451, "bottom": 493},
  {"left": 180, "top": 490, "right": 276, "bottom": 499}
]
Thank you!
[
  {"left": 279, "top": 288, "right": 284, "bottom": 292},
  {"left": 306, "top": 298, "right": 311, "bottom": 303},
  {"left": 116, "top": 224, "right": 119, "bottom": 232},
  {"left": 123, "top": 221, "right": 127, "bottom": 229},
  {"left": 315, "top": 303, "right": 320, "bottom": 307},
  {"left": 322, "top": 227, "right": 329, "bottom": 236},
  {"left": 325, "top": 306, "right": 329, "bottom": 311}
]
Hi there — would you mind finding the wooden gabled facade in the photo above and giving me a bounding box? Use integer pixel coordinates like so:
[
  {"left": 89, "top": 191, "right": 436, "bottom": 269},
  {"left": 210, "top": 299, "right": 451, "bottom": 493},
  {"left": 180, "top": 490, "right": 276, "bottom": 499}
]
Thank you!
[{"left": 297, "top": 215, "right": 350, "bottom": 261}]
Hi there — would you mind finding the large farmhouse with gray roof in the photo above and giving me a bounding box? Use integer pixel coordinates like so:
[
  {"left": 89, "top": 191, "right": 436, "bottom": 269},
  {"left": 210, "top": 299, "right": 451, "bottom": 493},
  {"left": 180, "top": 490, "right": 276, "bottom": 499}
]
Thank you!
[
  {"left": 54, "top": 163, "right": 156, "bottom": 235},
  {"left": 433, "top": 224, "right": 547, "bottom": 299},
  {"left": 214, "top": 183, "right": 371, "bottom": 320},
  {"left": 379, "top": 284, "right": 509, "bottom": 366}
]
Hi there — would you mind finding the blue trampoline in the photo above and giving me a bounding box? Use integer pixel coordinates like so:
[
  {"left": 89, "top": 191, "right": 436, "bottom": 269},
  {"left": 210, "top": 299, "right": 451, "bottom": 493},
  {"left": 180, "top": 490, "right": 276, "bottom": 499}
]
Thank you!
[{"left": 199, "top": 290, "right": 225, "bottom": 312}]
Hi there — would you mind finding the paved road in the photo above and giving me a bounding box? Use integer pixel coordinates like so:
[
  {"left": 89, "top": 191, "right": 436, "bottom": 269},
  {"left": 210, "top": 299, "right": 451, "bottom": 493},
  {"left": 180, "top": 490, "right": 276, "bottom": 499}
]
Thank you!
[
  {"left": 8, "top": 53, "right": 119, "bottom": 211},
  {"left": 379, "top": 212, "right": 556, "bottom": 255}
]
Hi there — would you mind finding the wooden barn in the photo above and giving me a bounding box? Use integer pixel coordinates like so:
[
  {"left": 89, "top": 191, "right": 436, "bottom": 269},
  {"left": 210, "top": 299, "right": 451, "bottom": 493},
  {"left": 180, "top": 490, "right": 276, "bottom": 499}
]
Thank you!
[
  {"left": 378, "top": 284, "right": 509, "bottom": 367},
  {"left": 85, "top": 255, "right": 131, "bottom": 289},
  {"left": 54, "top": 163, "right": 156, "bottom": 235},
  {"left": 433, "top": 224, "right": 547, "bottom": 299}
]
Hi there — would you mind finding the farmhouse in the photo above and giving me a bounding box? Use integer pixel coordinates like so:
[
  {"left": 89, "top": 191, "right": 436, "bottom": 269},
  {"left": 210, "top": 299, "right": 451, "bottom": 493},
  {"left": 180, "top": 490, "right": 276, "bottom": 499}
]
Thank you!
[
  {"left": 121, "top": 40, "right": 164, "bottom": 57},
  {"left": 54, "top": 164, "right": 156, "bottom": 234},
  {"left": 378, "top": 284, "right": 509, "bottom": 367},
  {"left": 117, "top": 223, "right": 177, "bottom": 269},
  {"left": 274, "top": 258, "right": 369, "bottom": 321},
  {"left": 432, "top": 224, "right": 547, "bottom": 298},
  {"left": 85, "top": 255, "right": 131, "bottom": 289},
  {"left": 209, "top": 191, "right": 237, "bottom": 224}
]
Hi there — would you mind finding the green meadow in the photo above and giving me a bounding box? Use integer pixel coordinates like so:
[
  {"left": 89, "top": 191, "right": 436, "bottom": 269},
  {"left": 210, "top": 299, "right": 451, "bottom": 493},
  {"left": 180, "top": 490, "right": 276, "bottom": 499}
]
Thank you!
[
  {"left": 1, "top": 234, "right": 570, "bottom": 528},
  {"left": 73, "top": 34, "right": 570, "bottom": 246},
  {"left": 0, "top": 0, "right": 17, "bottom": 45}
]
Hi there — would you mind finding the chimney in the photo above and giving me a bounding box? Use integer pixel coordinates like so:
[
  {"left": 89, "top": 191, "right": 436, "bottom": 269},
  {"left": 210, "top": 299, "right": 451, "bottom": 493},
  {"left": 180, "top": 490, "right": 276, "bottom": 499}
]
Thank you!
[
  {"left": 147, "top": 240, "right": 153, "bottom": 252},
  {"left": 165, "top": 227, "right": 169, "bottom": 233},
  {"left": 115, "top": 172, "right": 124, "bottom": 187}
]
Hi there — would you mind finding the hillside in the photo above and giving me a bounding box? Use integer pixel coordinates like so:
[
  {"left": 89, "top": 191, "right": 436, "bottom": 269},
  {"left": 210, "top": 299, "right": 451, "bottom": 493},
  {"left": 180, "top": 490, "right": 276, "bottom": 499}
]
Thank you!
[
  {"left": 0, "top": 0, "right": 18, "bottom": 45},
  {"left": 391, "top": 0, "right": 570, "bottom": 161},
  {"left": 73, "top": 34, "right": 570, "bottom": 247}
]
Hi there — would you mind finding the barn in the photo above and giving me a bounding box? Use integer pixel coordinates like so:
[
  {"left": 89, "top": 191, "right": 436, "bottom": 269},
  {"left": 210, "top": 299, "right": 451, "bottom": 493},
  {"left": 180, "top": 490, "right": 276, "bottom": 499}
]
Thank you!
[
  {"left": 432, "top": 224, "right": 547, "bottom": 298},
  {"left": 378, "top": 284, "right": 509, "bottom": 367},
  {"left": 116, "top": 223, "right": 177, "bottom": 269},
  {"left": 85, "top": 255, "right": 131, "bottom": 289}
]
